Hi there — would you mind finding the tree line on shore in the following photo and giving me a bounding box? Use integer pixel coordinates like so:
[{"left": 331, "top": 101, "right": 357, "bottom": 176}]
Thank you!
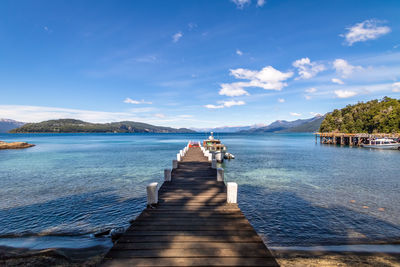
[{"left": 319, "top": 97, "right": 400, "bottom": 134}]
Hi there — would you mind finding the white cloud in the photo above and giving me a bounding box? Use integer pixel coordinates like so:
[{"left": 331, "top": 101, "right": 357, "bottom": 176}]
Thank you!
[
  {"left": 231, "top": 0, "right": 251, "bottom": 9},
  {"left": 257, "top": 0, "right": 266, "bottom": 7},
  {"left": 333, "top": 59, "right": 362, "bottom": 78},
  {"left": 290, "top": 112, "right": 301, "bottom": 116},
  {"left": 278, "top": 98, "right": 285, "bottom": 103},
  {"left": 334, "top": 90, "right": 357, "bottom": 98},
  {"left": 135, "top": 55, "right": 157, "bottom": 63},
  {"left": 205, "top": 104, "right": 224, "bottom": 109},
  {"left": 124, "top": 98, "right": 152, "bottom": 105},
  {"left": 172, "top": 32, "right": 183, "bottom": 42},
  {"left": 128, "top": 107, "right": 155, "bottom": 113},
  {"left": 219, "top": 83, "right": 250, "bottom": 97},
  {"left": 310, "top": 112, "right": 322, "bottom": 116},
  {"left": 236, "top": 49, "right": 243, "bottom": 56},
  {"left": 305, "top": 95, "right": 312, "bottom": 100},
  {"left": 292, "top": 58, "right": 325, "bottom": 79},
  {"left": 222, "top": 100, "right": 245, "bottom": 107},
  {"left": 392, "top": 82, "right": 400, "bottom": 92},
  {"left": 219, "top": 66, "right": 293, "bottom": 96},
  {"left": 305, "top": 87, "right": 317, "bottom": 93},
  {"left": 331, "top": 78, "right": 344, "bottom": 85},
  {"left": 188, "top": 23, "right": 197, "bottom": 30},
  {"left": 154, "top": 113, "right": 166, "bottom": 118},
  {"left": 178, "top": 115, "right": 193, "bottom": 118},
  {"left": 43, "top": 26, "right": 52, "bottom": 33},
  {"left": 342, "top": 19, "right": 391, "bottom": 46},
  {"left": 205, "top": 100, "right": 245, "bottom": 109}
]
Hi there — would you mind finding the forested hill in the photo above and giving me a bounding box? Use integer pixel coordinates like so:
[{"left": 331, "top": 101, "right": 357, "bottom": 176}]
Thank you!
[
  {"left": 319, "top": 97, "right": 400, "bottom": 133},
  {"left": 10, "top": 119, "right": 195, "bottom": 133}
]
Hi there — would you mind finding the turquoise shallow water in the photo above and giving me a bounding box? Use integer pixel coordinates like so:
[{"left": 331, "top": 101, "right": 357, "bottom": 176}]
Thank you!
[{"left": 0, "top": 133, "right": 399, "bottom": 249}]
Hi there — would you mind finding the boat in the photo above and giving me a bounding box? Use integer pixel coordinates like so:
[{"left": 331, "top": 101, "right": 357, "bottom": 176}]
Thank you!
[
  {"left": 224, "top": 152, "right": 235, "bottom": 160},
  {"left": 362, "top": 138, "right": 400, "bottom": 150},
  {"left": 203, "top": 132, "right": 227, "bottom": 162}
]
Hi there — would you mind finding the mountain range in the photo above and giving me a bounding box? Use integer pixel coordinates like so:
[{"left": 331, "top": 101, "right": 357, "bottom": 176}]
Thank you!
[
  {"left": 192, "top": 115, "right": 324, "bottom": 133},
  {"left": 0, "top": 119, "right": 25, "bottom": 133},
  {"left": 241, "top": 115, "right": 325, "bottom": 133}
]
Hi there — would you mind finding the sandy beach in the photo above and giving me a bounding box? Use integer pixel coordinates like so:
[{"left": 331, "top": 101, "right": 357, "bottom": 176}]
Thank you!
[
  {"left": 2, "top": 246, "right": 400, "bottom": 266},
  {"left": 273, "top": 250, "right": 400, "bottom": 267}
]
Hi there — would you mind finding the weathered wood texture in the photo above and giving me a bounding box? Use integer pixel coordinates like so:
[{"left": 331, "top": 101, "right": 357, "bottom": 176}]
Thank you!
[{"left": 102, "top": 147, "right": 279, "bottom": 266}]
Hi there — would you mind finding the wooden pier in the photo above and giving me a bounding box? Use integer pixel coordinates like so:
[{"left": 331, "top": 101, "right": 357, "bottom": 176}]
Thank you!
[
  {"left": 101, "top": 146, "right": 279, "bottom": 266},
  {"left": 315, "top": 132, "right": 400, "bottom": 146}
]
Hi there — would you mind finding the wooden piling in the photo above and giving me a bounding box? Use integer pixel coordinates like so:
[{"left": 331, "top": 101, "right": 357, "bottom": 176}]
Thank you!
[{"left": 315, "top": 132, "right": 400, "bottom": 147}]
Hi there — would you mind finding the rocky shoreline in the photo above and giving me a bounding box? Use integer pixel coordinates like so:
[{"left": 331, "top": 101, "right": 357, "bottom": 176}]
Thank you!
[
  {"left": 0, "top": 141, "right": 35, "bottom": 150},
  {"left": 0, "top": 245, "right": 108, "bottom": 267}
]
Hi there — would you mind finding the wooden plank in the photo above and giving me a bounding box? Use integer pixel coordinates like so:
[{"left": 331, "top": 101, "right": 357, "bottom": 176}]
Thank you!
[
  {"left": 138, "top": 210, "right": 244, "bottom": 216},
  {"left": 112, "top": 242, "right": 267, "bottom": 250},
  {"left": 137, "top": 212, "right": 246, "bottom": 219},
  {"left": 153, "top": 206, "right": 240, "bottom": 211},
  {"left": 102, "top": 257, "right": 279, "bottom": 266},
  {"left": 158, "top": 199, "right": 227, "bottom": 205},
  {"left": 117, "top": 235, "right": 264, "bottom": 243},
  {"left": 122, "top": 230, "right": 260, "bottom": 236},
  {"left": 133, "top": 218, "right": 250, "bottom": 225},
  {"left": 126, "top": 225, "right": 254, "bottom": 231},
  {"left": 106, "top": 248, "right": 274, "bottom": 258}
]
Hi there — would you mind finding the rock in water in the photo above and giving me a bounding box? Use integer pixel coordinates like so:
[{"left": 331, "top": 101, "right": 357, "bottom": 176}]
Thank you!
[{"left": 0, "top": 141, "right": 35, "bottom": 150}]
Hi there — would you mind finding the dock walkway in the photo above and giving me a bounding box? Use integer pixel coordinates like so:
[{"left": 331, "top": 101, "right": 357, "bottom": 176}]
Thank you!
[{"left": 102, "top": 146, "right": 279, "bottom": 266}]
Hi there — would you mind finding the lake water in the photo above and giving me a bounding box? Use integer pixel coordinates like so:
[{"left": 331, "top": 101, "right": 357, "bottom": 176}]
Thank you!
[{"left": 0, "top": 133, "right": 399, "bottom": 250}]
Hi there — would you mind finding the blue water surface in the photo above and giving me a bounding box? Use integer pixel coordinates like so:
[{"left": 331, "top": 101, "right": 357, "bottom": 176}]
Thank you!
[{"left": 0, "top": 133, "right": 399, "bottom": 248}]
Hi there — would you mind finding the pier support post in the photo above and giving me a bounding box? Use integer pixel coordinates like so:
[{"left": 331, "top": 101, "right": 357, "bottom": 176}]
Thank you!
[
  {"left": 177, "top": 153, "right": 181, "bottom": 162},
  {"left": 164, "top": 169, "right": 171, "bottom": 182},
  {"left": 227, "top": 182, "right": 238, "bottom": 204},
  {"left": 217, "top": 168, "right": 224, "bottom": 182},
  {"left": 172, "top": 160, "right": 178, "bottom": 169},
  {"left": 146, "top": 182, "right": 158, "bottom": 206},
  {"left": 212, "top": 159, "right": 217, "bottom": 169}
]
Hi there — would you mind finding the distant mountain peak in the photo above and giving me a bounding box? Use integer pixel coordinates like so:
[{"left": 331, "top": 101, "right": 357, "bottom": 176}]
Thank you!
[{"left": 0, "top": 118, "right": 26, "bottom": 133}]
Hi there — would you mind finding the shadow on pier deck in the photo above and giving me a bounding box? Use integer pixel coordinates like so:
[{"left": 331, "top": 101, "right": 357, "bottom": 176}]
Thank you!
[{"left": 101, "top": 147, "right": 279, "bottom": 266}]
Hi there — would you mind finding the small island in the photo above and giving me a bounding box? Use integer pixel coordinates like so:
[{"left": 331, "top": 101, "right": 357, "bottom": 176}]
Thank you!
[{"left": 0, "top": 141, "right": 35, "bottom": 150}]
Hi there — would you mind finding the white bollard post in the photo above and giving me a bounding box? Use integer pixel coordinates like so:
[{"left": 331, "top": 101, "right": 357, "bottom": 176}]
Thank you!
[
  {"left": 180, "top": 150, "right": 184, "bottom": 157},
  {"left": 164, "top": 169, "right": 171, "bottom": 181},
  {"left": 177, "top": 153, "right": 181, "bottom": 162},
  {"left": 217, "top": 168, "right": 224, "bottom": 182},
  {"left": 212, "top": 159, "right": 217, "bottom": 169},
  {"left": 207, "top": 154, "right": 212, "bottom": 162},
  {"left": 227, "top": 182, "right": 238, "bottom": 204},
  {"left": 147, "top": 182, "right": 158, "bottom": 205},
  {"left": 211, "top": 151, "right": 216, "bottom": 160},
  {"left": 172, "top": 160, "right": 178, "bottom": 169}
]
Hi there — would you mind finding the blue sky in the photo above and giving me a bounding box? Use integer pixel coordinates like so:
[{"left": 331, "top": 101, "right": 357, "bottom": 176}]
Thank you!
[{"left": 1, "top": 0, "right": 400, "bottom": 128}]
